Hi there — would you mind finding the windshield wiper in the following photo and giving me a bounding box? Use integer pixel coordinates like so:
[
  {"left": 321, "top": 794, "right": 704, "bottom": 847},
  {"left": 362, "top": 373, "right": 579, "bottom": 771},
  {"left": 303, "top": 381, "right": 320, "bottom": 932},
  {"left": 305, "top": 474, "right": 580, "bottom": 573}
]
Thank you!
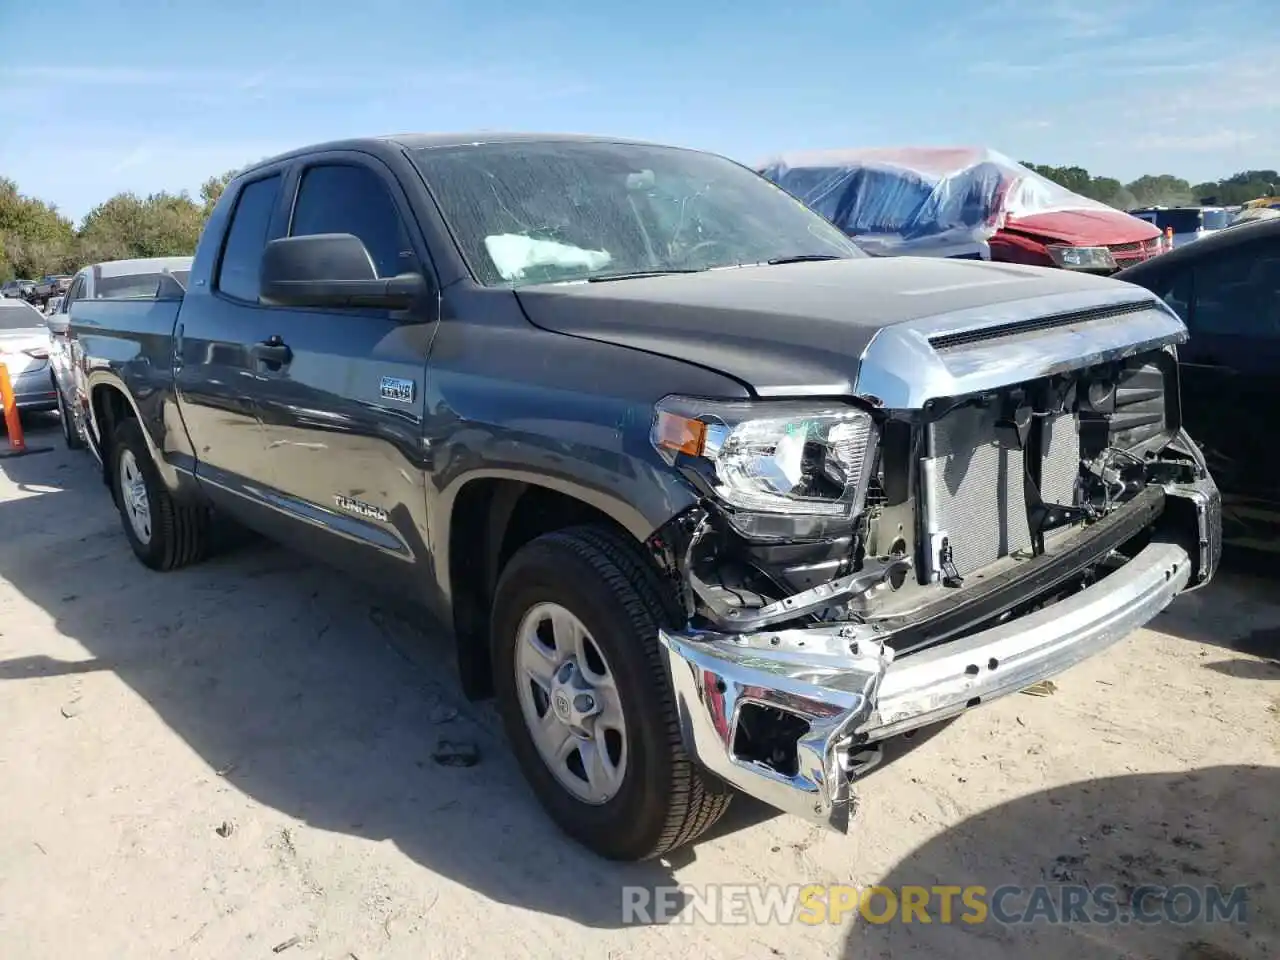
[
  {"left": 587, "top": 268, "right": 706, "bottom": 283},
  {"left": 766, "top": 254, "right": 845, "bottom": 265}
]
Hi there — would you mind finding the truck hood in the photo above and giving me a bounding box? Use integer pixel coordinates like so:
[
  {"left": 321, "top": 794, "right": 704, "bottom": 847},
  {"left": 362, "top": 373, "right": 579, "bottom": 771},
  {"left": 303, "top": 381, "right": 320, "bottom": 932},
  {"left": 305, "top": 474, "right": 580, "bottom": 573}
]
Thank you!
[
  {"left": 1006, "top": 208, "right": 1161, "bottom": 246},
  {"left": 514, "top": 257, "right": 1154, "bottom": 397}
]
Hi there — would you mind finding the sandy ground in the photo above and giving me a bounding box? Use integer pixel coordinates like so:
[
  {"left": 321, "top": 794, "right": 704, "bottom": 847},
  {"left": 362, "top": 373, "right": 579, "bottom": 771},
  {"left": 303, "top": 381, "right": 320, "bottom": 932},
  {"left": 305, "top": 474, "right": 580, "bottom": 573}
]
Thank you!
[{"left": 0, "top": 416, "right": 1276, "bottom": 960}]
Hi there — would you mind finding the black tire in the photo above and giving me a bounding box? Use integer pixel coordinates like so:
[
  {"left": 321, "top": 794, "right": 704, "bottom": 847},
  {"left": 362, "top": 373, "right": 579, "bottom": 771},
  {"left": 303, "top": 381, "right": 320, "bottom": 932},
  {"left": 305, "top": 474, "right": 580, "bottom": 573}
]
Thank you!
[
  {"left": 491, "top": 524, "right": 732, "bottom": 861},
  {"left": 110, "top": 418, "right": 209, "bottom": 571},
  {"left": 54, "top": 382, "right": 85, "bottom": 450}
]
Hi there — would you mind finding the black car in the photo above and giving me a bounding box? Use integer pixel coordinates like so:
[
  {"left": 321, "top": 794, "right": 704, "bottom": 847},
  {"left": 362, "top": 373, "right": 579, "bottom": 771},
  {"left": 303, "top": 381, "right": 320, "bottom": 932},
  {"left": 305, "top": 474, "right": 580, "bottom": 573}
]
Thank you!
[{"left": 1116, "top": 218, "right": 1280, "bottom": 546}]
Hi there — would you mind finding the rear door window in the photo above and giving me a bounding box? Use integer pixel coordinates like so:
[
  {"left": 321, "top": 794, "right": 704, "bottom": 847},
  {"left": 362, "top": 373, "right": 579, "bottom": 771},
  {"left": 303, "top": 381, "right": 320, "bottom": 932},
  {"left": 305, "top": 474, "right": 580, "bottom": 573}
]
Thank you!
[{"left": 216, "top": 174, "right": 283, "bottom": 302}]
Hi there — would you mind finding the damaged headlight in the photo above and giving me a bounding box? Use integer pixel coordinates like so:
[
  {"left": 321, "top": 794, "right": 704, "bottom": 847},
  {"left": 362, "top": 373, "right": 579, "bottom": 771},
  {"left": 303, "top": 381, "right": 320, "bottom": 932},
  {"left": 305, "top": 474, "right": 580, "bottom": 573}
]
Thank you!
[
  {"left": 651, "top": 397, "right": 879, "bottom": 537},
  {"left": 1046, "top": 244, "right": 1116, "bottom": 271}
]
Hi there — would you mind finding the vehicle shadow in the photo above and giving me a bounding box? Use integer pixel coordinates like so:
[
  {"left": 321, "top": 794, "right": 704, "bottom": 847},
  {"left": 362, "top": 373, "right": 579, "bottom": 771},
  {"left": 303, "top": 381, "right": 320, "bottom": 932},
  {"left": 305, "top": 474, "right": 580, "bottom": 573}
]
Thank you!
[
  {"left": 841, "top": 765, "right": 1279, "bottom": 960},
  {"left": 0, "top": 431, "right": 685, "bottom": 929},
  {"left": 1154, "top": 546, "right": 1280, "bottom": 660}
]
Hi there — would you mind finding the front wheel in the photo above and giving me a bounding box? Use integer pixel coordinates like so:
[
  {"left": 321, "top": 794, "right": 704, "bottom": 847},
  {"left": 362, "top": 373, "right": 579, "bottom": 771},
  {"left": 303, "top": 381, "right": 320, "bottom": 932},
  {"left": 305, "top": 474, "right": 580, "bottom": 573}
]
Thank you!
[
  {"left": 110, "top": 418, "right": 209, "bottom": 571},
  {"left": 491, "top": 525, "right": 732, "bottom": 861}
]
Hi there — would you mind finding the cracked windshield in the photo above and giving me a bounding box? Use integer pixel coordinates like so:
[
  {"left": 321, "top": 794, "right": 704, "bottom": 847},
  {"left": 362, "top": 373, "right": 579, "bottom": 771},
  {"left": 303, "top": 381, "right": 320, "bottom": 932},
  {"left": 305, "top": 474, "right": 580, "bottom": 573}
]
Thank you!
[{"left": 411, "top": 141, "right": 863, "bottom": 286}]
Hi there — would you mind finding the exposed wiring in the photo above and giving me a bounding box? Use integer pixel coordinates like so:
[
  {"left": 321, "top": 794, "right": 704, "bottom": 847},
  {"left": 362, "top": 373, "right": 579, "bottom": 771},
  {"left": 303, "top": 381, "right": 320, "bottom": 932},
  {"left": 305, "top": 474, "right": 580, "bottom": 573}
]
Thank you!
[{"left": 1085, "top": 446, "right": 1145, "bottom": 509}]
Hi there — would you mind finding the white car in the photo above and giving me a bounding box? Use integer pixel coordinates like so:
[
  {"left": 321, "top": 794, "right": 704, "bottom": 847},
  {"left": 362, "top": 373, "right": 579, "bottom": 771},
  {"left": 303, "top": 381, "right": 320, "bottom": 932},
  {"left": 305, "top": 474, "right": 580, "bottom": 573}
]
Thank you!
[{"left": 0, "top": 298, "right": 57, "bottom": 412}]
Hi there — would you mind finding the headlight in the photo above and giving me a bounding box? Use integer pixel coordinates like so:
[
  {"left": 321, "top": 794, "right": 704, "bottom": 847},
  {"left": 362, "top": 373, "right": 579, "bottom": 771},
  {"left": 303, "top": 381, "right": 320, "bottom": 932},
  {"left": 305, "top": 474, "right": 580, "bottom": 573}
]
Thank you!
[
  {"left": 1046, "top": 245, "right": 1116, "bottom": 271},
  {"left": 651, "top": 397, "right": 879, "bottom": 534}
]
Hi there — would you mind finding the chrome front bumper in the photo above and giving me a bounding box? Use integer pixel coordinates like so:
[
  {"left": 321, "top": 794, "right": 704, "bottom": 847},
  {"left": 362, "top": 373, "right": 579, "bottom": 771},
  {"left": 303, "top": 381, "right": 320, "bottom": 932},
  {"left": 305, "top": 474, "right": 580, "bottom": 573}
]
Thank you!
[{"left": 660, "top": 539, "right": 1193, "bottom": 832}]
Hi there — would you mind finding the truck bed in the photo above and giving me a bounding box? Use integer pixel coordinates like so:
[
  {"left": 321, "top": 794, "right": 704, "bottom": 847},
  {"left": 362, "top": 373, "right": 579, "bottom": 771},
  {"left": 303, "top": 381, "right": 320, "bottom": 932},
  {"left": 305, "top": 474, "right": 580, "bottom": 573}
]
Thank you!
[{"left": 67, "top": 296, "right": 185, "bottom": 462}]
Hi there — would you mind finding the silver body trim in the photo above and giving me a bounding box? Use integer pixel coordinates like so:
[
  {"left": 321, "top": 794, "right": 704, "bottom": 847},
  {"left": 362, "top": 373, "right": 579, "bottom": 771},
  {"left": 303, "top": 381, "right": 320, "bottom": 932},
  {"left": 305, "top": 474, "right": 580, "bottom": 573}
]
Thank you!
[
  {"left": 661, "top": 539, "right": 1194, "bottom": 832},
  {"left": 853, "top": 287, "right": 1188, "bottom": 409}
]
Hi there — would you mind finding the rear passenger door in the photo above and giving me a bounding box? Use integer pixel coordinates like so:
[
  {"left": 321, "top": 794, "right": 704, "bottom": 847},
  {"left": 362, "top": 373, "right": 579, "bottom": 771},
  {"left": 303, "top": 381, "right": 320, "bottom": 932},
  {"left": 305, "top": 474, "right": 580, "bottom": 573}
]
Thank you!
[
  {"left": 173, "top": 170, "right": 287, "bottom": 510},
  {"left": 1171, "top": 237, "right": 1280, "bottom": 506},
  {"left": 49, "top": 272, "right": 84, "bottom": 419},
  {"left": 250, "top": 153, "right": 438, "bottom": 586}
]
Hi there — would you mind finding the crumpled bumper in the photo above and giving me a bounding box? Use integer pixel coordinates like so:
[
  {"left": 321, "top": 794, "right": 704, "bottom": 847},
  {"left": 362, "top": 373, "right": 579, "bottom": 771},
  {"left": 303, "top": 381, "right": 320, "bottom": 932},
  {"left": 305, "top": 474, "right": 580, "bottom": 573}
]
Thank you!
[{"left": 659, "top": 539, "right": 1193, "bottom": 832}]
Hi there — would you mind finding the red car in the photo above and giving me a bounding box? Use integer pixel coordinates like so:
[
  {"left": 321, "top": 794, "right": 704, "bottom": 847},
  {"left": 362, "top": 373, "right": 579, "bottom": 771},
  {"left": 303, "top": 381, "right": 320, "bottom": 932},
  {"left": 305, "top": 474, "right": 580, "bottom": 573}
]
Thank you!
[{"left": 759, "top": 147, "right": 1164, "bottom": 273}]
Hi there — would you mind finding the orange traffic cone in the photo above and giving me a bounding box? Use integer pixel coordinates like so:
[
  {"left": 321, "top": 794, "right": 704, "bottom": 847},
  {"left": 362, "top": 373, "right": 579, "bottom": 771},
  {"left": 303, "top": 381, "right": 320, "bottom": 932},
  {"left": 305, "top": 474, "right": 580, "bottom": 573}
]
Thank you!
[{"left": 0, "top": 362, "right": 51, "bottom": 459}]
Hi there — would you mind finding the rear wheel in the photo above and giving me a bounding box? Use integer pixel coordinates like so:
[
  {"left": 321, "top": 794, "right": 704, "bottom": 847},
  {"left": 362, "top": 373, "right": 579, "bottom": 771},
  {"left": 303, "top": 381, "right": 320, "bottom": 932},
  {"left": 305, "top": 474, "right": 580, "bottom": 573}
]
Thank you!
[
  {"left": 491, "top": 525, "right": 732, "bottom": 860},
  {"left": 54, "top": 383, "right": 85, "bottom": 450},
  {"left": 110, "top": 418, "right": 209, "bottom": 570}
]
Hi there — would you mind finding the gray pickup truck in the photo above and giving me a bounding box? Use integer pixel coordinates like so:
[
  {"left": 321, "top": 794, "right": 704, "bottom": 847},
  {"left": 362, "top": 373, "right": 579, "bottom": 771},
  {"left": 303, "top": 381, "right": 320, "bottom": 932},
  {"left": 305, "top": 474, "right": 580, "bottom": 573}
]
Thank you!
[{"left": 63, "top": 133, "right": 1221, "bottom": 862}]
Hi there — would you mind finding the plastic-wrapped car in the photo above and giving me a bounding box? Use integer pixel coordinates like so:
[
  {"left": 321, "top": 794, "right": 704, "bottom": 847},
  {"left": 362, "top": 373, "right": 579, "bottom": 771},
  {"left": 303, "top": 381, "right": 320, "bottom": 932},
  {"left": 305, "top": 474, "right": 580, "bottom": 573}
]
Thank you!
[{"left": 759, "top": 147, "right": 1164, "bottom": 273}]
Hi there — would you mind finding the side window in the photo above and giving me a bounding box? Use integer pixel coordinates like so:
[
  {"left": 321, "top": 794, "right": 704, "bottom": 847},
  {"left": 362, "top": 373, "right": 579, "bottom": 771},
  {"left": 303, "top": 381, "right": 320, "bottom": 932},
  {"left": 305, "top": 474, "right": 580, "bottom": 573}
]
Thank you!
[
  {"left": 216, "top": 174, "right": 282, "bottom": 302},
  {"left": 289, "top": 164, "right": 416, "bottom": 279},
  {"left": 1155, "top": 269, "right": 1191, "bottom": 325},
  {"left": 1189, "top": 241, "right": 1280, "bottom": 339},
  {"left": 61, "top": 276, "right": 84, "bottom": 312}
]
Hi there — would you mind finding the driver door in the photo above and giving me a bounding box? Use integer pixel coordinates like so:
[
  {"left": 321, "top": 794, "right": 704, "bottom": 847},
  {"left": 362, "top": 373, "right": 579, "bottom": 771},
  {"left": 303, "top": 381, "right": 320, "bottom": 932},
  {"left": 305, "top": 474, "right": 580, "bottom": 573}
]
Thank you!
[{"left": 249, "top": 154, "right": 438, "bottom": 592}]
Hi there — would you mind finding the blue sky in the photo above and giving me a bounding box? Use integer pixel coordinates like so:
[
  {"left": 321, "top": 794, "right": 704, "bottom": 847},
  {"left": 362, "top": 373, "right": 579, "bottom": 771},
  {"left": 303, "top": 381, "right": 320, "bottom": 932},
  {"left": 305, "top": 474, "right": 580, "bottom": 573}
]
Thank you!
[{"left": 1, "top": 0, "right": 1275, "bottom": 224}]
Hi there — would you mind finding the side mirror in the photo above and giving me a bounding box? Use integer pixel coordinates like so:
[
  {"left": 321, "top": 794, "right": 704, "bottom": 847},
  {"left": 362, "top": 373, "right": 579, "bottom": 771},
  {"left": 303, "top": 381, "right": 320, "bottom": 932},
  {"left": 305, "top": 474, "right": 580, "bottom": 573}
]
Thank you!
[
  {"left": 46, "top": 313, "right": 69, "bottom": 336},
  {"left": 259, "top": 233, "right": 427, "bottom": 309}
]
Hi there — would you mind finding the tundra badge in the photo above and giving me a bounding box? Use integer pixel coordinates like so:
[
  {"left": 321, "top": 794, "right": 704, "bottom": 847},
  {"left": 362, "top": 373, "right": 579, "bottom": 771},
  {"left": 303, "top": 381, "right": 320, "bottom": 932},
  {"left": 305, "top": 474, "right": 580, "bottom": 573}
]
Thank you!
[
  {"left": 334, "top": 495, "right": 389, "bottom": 522},
  {"left": 380, "top": 376, "right": 415, "bottom": 403}
]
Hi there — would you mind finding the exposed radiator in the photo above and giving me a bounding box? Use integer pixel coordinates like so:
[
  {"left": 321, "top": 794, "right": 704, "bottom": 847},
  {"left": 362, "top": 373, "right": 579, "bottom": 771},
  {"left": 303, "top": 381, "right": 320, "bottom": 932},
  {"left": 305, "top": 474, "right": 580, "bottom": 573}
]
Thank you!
[
  {"left": 1040, "top": 413, "right": 1080, "bottom": 507},
  {"left": 922, "top": 406, "right": 1081, "bottom": 580}
]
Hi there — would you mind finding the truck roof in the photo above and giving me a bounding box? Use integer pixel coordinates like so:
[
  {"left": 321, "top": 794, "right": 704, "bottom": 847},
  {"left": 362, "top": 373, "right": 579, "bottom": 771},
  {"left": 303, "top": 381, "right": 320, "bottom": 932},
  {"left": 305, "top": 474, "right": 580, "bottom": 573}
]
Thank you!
[
  {"left": 91, "top": 256, "right": 193, "bottom": 278},
  {"left": 237, "top": 132, "right": 689, "bottom": 177}
]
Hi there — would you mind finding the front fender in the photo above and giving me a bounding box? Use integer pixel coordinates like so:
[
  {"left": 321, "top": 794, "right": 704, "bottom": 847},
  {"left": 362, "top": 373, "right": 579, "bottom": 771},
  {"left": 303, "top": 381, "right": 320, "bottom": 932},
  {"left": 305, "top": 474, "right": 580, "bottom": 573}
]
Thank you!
[{"left": 431, "top": 456, "right": 696, "bottom": 609}]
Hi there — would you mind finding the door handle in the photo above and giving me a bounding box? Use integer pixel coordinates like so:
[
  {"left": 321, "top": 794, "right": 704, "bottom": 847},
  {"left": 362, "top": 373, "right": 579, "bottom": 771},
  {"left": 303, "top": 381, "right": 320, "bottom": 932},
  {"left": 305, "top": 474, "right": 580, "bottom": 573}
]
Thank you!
[{"left": 252, "top": 335, "right": 292, "bottom": 370}]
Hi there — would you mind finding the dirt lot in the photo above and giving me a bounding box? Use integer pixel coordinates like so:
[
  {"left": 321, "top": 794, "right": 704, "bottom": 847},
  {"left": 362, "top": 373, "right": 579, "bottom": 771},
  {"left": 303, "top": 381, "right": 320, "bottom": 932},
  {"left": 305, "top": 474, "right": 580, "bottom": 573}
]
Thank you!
[{"left": 0, "top": 417, "right": 1277, "bottom": 960}]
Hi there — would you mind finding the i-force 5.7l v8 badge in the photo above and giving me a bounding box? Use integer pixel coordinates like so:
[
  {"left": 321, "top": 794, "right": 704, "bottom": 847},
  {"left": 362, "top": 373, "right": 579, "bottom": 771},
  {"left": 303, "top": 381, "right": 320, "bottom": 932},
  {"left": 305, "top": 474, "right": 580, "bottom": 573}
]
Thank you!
[{"left": 380, "top": 376, "right": 415, "bottom": 403}]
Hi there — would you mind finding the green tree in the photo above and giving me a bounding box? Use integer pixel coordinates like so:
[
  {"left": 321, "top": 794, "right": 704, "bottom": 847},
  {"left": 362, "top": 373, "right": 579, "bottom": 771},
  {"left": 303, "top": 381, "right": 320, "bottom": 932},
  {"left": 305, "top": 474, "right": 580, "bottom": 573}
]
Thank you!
[
  {"left": 79, "top": 190, "right": 204, "bottom": 260},
  {"left": 1124, "top": 174, "right": 1195, "bottom": 207},
  {"left": 1, "top": 167, "right": 247, "bottom": 282},
  {"left": 1024, "top": 163, "right": 1094, "bottom": 198},
  {"left": 0, "top": 177, "right": 77, "bottom": 281},
  {"left": 1192, "top": 170, "right": 1278, "bottom": 206},
  {"left": 1089, "top": 177, "right": 1128, "bottom": 207},
  {"left": 1020, "top": 163, "right": 1130, "bottom": 206},
  {"left": 199, "top": 169, "right": 238, "bottom": 218}
]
